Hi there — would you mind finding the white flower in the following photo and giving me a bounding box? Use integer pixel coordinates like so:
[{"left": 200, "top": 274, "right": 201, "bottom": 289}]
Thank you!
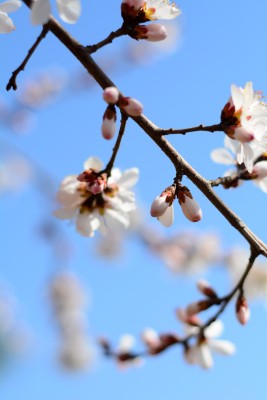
[
  {"left": 184, "top": 320, "right": 236, "bottom": 369},
  {"left": 221, "top": 82, "right": 267, "bottom": 172},
  {"left": 53, "top": 157, "right": 139, "bottom": 237},
  {"left": 121, "top": 0, "right": 180, "bottom": 23},
  {"left": 211, "top": 135, "right": 267, "bottom": 192},
  {"left": 0, "top": 0, "right": 21, "bottom": 33},
  {"left": 144, "top": 0, "right": 181, "bottom": 21},
  {"left": 31, "top": 0, "right": 81, "bottom": 25}
]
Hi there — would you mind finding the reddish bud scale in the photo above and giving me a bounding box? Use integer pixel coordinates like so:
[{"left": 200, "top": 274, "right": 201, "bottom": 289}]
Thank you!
[{"left": 186, "top": 299, "right": 213, "bottom": 316}]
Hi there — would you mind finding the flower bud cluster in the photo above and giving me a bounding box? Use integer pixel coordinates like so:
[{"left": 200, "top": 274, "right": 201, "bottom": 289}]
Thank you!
[
  {"left": 49, "top": 272, "right": 94, "bottom": 371},
  {"left": 101, "top": 87, "right": 143, "bottom": 140},
  {"left": 150, "top": 184, "right": 202, "bottom": 227},
  {"left": 121, "top": 0, "right": 181, "bottom": 43}
]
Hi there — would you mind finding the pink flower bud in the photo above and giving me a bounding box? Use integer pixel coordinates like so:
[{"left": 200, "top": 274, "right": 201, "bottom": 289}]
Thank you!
[
  {"left": 119, "top": 96, "right": 143, "bottom": 117},
  {"left": 176, "top": 308, "right": 201, "bottom": 326},
  {"left": 185, "top": 300, "right": 212, "bottom": 316},
  {"left": 121, "top": 0, "right": 144, "bottom": 9},
  {"left": 236, "top": 295, "right": 250, "bottom": 325},
  {"left": 103, "top": 87, "right": 120, "bottom": 104},
  {"left": 101, "top": 106, "right": 117, "bottom": 140},
  {"left": 132, "top": 24, "right": 168, "bottom": 42},
  {"left": 150, "top": 186, "right": 175, "bottom": 217},
  {"left": 197, "top": 279, "right": 218, "bottom": 299},
  {"left": 177, "top": 187, "right": 202, "bottom": 222}
]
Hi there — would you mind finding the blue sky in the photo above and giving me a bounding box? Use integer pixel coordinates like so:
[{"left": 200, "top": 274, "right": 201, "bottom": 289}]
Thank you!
[{"left": 1, "top": 1, "right": 267, "bottom": 399}]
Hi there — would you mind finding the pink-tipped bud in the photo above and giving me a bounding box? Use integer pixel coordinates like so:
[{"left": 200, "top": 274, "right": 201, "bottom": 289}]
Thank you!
[
  {"left": 150, "top": 186, "right": 175, "bottom": 217},
  {"left": 132, "top": 24, "right": 168, "bottom": 42},
  {"left": 103, "top": 87, "right": 120, "bottom": 104},
  {"left": 185, "top": 300, "right": 212, "bottom": 317},
  {"left": 197, "top": 279, "right": 218, "bottom": 299},
  {"left": 119, "top": 96, "right": 143, "bottom": 117},
  {"left": 121, "top": 0, "right": 145, "bottom": 22},
  {"left": 236, "top": 295, "right": 250, "bottom": 325},
  {"left": 101, "top": 106, "right": 117, "bottom": 140},
  {"left": 177, "top": 186, "right": 202, "bottom": 222},
  {"left": 175, "top": 308, "right": 201, "bottom": 326}
]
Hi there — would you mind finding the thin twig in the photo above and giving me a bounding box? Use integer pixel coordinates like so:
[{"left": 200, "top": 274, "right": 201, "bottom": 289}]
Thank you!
[
  {"left": 158, "top": 123, "right": 224, "bottom": 136},
  {"left": 85, "top": 24, "right": 129, "bottom": 54},
  {"left": 6, "top": 24, "right": 49, "bottom": 91},
  {"left": 104, "top": 113, "right": 128, "bottom": 177}
]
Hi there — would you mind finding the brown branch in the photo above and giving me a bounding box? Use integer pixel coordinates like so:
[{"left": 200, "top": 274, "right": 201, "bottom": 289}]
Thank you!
[
  {"left": 159, "top": 123, "right": 224, "bottom": 136},
  {"left": 85, "top": 24, "right": 129, "bottom": 54},
  {"left": 6, "top": 24, "right": 49, "bottom": 91},
  {"left": 104, "top": 113, "right": 128, "bottom": 177},
  {"left": 17, "top": 5, "right": 267, "bottom": 258}
]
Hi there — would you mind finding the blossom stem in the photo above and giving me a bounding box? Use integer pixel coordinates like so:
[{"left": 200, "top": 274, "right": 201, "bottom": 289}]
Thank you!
[
  {"left": 104, "top": 113, "right": 128, "bottom": 177},
  {"left": 85, "top": 24, "right": 130, "bottom": 54},
  {"left": 6, "top": 24, "right": 49, "bottom": 91},
  {"left": 159, "top": 123, "right": 224, "bottom": 136}
]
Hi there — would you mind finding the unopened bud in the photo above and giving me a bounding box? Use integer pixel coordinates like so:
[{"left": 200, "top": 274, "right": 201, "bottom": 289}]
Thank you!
[
  {"left": 197, "top": 279, "right": 218, "bottom": 299},
  {"left": 236, "top": 294, "right": 250, "bottom": 325},
  {"left": 177, "top": 186, "right": 202, "bottom": 222},
  {"left": 176, "top": 308, "right": 201, "bottom": 326},
  {"left": 101, "top": 105, "right": 117, "bottom": 140},
  {"left": 132, "top": 24, "right": 167, "bottom": 42},
  {"left": 119, "top": 96, "right": 143, "bottom": 117},
  {"left": 185, "top": 300, "right": 212, "bottom": 317},
  {"left": 150, "top": 186, "right": 175, "bottom": 217},
  {"left": 103, "top": 87, "right": 120, "bottom": 104}
]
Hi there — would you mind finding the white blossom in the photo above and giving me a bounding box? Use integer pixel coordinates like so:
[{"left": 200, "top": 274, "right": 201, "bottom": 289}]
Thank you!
[
  {"left": 221, "top": 82, "right": 267, "bottom": 172},
  {"left": 0, "top": 0, "right": 21, "bottom": 33},
  {"left": 184, "top": 320, "right": 236, "bottom": 369},
  {"left": 144, "top": 0, "right": 181, "bottom": 21},
  {"left": 54, "top": 157, "right": 139, "bottom": 237}
]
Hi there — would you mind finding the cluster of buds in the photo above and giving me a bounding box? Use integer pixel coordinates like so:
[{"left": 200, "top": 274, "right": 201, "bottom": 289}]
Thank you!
[
  {"left": 49, "top": 272, "right": 94, "bottom": 371},
  {"left": 101, "top": 86, "right": 143, "bottom": 140},
  {"left": 121, "top": 0, "right": 181, "bottom": 42},
  {"left": 150, "top": 184, "right": 202, "bottom": 227}
]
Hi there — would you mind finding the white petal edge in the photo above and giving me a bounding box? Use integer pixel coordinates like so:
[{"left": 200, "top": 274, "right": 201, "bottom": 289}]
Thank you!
[
  {"left": 116, "top": 168, "right": 139, "bottom": 189},
  {"left": 83, "top": 156, "right": 103, "bottom": 171},
  {"left": 0, "top": 12, "right": 14, "bottom": 32},
  {"left": 31, "top": 0, "right": 51, "bottom": 25},
  {"left": 210, "top": 148, "right": 235, "bottom": 165},
  {"left": 208, "top": 339, "right": 236, "bottom": 356},
  {"left": 0, "top": 0, "right": 21, "bottom": 13},
  {"left": 56, "top": 0, "right": 81, "bottom": 24}
]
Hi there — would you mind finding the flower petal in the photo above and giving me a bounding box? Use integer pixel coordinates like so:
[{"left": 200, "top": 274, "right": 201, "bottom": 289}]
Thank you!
[
  {"left": 210, "top": 148, "right": 235, "bottom": 165},
  {"left": 0, "top": 11, "right": 14, "bottom": 32},
  {"left": 208, "top": 339, "right": 236, "bottom": 356},
  {"left": 83, "top": 156, "right": 103, "bottom": 171},
  {"left": 56, "top": 0, "right": 81, "bottom": 23},
  {"left": 76, "top": 212, "right": 100, "bottom": 237},
  {"left": 53, "top": 207, "right": 77, "bottom": 220},
  {"left": 0, "top": 0, "right": 21, "bottom": 13},
  {"left": 205, "top": 320, "right": 223, "bottom": 338},
  {"left": 116, "top": 168, "right": 139, "bottom": 189},
  {"left": 31, "top": 0, "right": 51, "bottom": 25}
]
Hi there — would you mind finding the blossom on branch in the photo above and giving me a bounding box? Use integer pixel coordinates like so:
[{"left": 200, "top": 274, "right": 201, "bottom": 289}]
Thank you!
[
  {"left": 183, "top": 320, "right": 236, "bottom": 369},
  {"left": 53, "top": 157, "right": 139, "bottom": 237},
  {"left": 211, "top": 136, "right": 267, "bottom": 192},
  {"left": 0, "top": 0, "right": 21, "bottom": 33},
  {"left": 31, "top": 0, "right": 81, "bottom": 25},
  {"left": 121, "top": 0, "right": 181, "bottom": 23},
  {"left": 221, "top": 82, "right": 267, "bottom": 172}
]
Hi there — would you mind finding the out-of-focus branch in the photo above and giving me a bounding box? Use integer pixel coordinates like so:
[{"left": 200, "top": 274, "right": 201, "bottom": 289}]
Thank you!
[
  {"left": 17, "top": 3, "right": 267, "bottom": 257},
  {"left": 6, "top": 24, "right": 49, "bottom": 91}
]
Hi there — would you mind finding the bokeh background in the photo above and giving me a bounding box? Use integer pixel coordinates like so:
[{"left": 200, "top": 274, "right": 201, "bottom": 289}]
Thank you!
[{"left": 1, "top": 0, "right": 267, "bottom": 399}]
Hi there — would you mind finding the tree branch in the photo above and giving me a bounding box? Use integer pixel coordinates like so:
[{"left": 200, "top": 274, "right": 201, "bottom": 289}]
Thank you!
[
  {"left": 19, "top": 2, "right": 267, "bottom": 258},
  {"left": 6, "top": 24, "right": 49, "bottom": 91}
]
